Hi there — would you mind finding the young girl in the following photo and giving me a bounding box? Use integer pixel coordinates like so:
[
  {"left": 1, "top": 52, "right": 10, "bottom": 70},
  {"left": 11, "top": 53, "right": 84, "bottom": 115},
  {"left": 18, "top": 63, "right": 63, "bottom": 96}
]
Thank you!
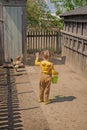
[{"left": 35, "top": 50, "right": 58, "bottom": 104}]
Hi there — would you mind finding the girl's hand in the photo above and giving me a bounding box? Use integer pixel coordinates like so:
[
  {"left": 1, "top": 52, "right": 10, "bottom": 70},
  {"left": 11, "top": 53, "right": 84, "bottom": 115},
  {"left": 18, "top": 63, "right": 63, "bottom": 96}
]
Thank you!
[{"left": 35, "top": 52, "right": 39, "bottom": 59}]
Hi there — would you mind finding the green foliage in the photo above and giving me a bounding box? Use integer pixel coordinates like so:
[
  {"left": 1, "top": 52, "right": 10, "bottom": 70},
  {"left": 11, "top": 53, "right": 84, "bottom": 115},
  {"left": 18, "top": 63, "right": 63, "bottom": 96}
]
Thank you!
[
  {"left": 51, "top": 0, "right": 87, "bottom": 12},
  {"left": 26, "top": 0, "right": 63, "bottom": 29},
  {"left": 26, "top": 0, "right": 87, "bottom": 30},
  {"left": 73, "top": 0, "right": 87, "bottom": 8},
  {"left": 26, "top": 0, "right": 46, "bottom": 27}
]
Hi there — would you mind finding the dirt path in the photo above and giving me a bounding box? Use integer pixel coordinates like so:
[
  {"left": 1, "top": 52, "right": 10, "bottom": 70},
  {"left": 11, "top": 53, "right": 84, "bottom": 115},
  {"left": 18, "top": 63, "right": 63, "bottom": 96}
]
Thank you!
[
  {"left": 15, "top": 69, "right": 49, "bottom": 130},
  {"left": 1, "top": 63, "right": 87, "bottom": 130},
  {"left": 14, "top": 63, "right": 87, "bottom": 130}
]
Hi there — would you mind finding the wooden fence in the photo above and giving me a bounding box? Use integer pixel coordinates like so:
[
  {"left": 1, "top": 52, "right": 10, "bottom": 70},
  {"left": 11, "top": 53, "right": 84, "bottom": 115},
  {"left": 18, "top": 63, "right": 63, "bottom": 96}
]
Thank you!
[
  {"left": 27, "top": 29, "right": 61, "bottom": 54},
  {"left": 61, "top": 30, "right": 87, "bottom": 76}
]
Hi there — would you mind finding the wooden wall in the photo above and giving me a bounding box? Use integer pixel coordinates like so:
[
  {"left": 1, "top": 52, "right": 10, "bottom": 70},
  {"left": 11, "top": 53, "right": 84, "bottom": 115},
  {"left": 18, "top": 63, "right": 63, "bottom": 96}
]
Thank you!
[
  {"left": 0, "top": 5, "right": 4, "bottom": 65},
  {"left": 61, "top": 15, "right": 87, "bottom": 77},
  {"left": 0, "top": 0, "right": 27, "bottom": 63}
]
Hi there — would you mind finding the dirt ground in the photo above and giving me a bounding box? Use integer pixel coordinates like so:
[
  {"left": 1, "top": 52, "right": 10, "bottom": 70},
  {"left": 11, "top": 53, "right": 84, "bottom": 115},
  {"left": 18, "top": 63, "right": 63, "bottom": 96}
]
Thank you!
[
  {"left": 0, "top": 57, "right": 87, "bottom": 130},
  {"left": 15, "top": 62, "right": 87, "bottom": 130}
]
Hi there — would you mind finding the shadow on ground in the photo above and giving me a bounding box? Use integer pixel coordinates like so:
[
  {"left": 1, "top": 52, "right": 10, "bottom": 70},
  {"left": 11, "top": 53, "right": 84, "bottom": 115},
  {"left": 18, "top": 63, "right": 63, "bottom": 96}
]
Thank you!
[
  {"left": 50, "top": 95, "right": 76, "bottom": 104},
  {"left": 0, "top": 68, "right": 23, "bottom": 130}
]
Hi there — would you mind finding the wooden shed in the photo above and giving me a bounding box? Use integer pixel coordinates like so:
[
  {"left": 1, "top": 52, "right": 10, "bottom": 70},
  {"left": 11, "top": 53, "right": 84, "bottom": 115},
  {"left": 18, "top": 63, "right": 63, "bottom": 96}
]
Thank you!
[
  {"left": 0, "top": 0, "right": 27, "bottom": 65},
  {"left": 60, "top": 6, "right": 87, "bottom": 77}
]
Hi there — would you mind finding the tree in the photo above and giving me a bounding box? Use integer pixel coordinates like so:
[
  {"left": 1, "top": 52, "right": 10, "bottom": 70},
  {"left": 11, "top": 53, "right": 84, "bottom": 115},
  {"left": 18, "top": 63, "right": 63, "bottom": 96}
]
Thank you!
[
  {"left": 51, "top": 0, "right": 87, "bottom": 13},
  {"left": 26, "top": 0, "right": 46, "bottom": 27},
  {"left": 26, "top": 0, "right": 63, "bottom": 29}
]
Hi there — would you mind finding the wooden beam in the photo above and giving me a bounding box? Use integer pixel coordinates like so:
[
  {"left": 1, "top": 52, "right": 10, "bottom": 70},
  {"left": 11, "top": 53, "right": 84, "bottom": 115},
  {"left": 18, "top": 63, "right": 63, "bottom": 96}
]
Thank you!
[
  {"left": 64, "top": 19, "right": 87, "bottom": 23},
  {"left": 61, "top": 30, "right": 87, "bottom": 41}
]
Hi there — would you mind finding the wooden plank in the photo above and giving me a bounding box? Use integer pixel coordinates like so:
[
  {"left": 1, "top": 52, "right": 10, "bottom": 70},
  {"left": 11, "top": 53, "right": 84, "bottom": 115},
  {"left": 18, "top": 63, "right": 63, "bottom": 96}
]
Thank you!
[
  {"left": 27, "top": 29, "right": 60, "bottom": 53},
  {"left": 61, "top": 30, "right": 87, "bottom": 40},
  {"left": 0, "top": 5, "right": 4, "bottom": 64},
  {"left": 64, "top": 19, "right": 87, "bottom": 23},
  {"left": 27, "top": 32, "right": 29, "bottom": 51}
]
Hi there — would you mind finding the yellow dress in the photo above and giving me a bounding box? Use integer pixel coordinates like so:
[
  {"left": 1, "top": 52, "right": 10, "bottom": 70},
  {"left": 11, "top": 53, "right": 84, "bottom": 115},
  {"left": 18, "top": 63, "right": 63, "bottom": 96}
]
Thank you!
[{"left": 35, "top": 59, "right": 58, "bottom": 75}]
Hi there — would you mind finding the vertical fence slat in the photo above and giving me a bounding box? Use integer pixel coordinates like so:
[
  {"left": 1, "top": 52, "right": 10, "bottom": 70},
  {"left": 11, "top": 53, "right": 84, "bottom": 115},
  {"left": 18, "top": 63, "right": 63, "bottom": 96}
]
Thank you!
[
  {"left": 27, "top": 29, "right": 60, "bottom": 54},
  {"left": 36, "top": 31, "right": 37, "bottom": 50}
]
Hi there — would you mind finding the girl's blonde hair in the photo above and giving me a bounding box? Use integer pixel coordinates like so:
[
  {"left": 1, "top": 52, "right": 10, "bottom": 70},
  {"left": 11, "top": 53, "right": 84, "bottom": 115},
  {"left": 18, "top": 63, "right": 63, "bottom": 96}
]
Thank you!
[{"left": 41, "top": 50, "right": 51, "bottom": 59}]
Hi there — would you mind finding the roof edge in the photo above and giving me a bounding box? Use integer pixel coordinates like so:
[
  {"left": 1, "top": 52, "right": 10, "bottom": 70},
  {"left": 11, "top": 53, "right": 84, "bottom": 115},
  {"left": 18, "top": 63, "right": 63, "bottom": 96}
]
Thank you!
[{"left": 59, "top": 6, "right": 87, "bottom": 17}]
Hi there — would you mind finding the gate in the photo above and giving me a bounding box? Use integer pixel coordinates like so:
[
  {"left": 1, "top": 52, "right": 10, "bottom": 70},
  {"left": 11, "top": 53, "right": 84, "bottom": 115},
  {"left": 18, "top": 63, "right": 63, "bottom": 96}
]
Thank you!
[
  {"left": 0, "top": 5, "right": 4, "bottom": 65},
  {"left": 27, "top": 29, "right": 61, "bottom": 54}
]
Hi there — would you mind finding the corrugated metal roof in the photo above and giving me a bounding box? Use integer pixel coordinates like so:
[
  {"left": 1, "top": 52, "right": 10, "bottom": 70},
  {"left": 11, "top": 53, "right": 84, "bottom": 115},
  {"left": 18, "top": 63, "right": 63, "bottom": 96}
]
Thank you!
[{"left": 60, "top": 6, "right": 87, "bottom": 17}]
